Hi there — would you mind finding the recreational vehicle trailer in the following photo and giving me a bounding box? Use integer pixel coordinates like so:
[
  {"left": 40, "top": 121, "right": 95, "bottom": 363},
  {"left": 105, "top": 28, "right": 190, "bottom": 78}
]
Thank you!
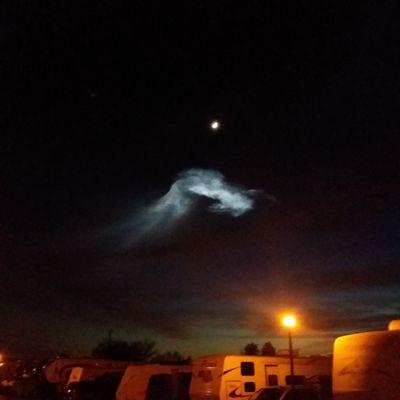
[
  {"left": 190, "top": 354, "right": 331, "bottom": 400},
  {"left": 333, "top": 319, "right": 400, "bottom": 400},
  {"left": 116, "top": 364, "right": 192, "bottom": 400}
]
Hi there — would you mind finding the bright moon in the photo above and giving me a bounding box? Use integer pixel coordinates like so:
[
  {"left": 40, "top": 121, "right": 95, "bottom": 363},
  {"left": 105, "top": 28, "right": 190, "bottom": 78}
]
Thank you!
[{"left": 210, "top": 120, "right": 220, "bottom": 130}]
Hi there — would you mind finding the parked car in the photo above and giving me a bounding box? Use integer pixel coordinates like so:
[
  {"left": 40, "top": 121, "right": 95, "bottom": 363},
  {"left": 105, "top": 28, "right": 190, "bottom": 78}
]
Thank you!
[{"left": 249, "top": 386, "right": 321, "bottom": 400}]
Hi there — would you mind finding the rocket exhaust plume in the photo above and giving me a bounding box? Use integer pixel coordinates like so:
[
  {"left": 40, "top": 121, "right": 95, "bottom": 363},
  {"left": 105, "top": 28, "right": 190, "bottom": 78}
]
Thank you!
[
  {"left": 125, "top": 169, "right": 260, "bottom": 244},
  {"left": 156, "top": 168, "right": 256, "bottom": 217}
]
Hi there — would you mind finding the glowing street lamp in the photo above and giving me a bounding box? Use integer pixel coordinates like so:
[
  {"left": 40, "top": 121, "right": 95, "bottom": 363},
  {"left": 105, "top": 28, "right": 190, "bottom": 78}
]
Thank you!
[
  {"left": 210, "top": 120, "right": 220, "bottom": 131},
  {"left": 282, "top": 315, "right": 296, "bottom": 329},
  {"left": 281, "top": 314, "right": 297, "bottom": 385}
]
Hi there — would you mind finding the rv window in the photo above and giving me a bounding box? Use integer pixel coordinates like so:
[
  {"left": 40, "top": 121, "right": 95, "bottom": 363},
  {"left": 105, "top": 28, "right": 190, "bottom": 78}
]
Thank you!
[
  {"left": 148, "top": 373, "right": 171, "bottom": 386},
  {"left": 176, "top": 373, "right": 192, "bottom": 397},
  {"left": 244, "top": 382, "right": 256, "bottom": 392},
  {"left": 241, "top": 362, "right": 254, "bottom": 376},
  {"left": 268, "top": 374, "right": 278, "bottom": 386},
  {"left": 146, "top": 374, "right": 173, "bottom": 400},
  {"left": 177, "top": 372, "right": 192, "bottom": 387}
]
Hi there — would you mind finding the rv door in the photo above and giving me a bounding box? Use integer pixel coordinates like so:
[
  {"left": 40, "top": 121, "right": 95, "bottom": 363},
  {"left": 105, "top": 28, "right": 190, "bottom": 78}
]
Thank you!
[{"left": 264, "top": 365, "right": 279, "bottom": 386}]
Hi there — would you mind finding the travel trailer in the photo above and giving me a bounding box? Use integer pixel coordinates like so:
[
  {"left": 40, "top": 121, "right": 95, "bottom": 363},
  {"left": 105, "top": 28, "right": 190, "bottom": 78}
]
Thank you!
[
  {"left": 116, "top": 364, "right": 192, "bottom": 400},
  {"left": 190, "top": 354, "right": 332, "bottom": 400},
  {"left": 44, "top": 359, "right": 129, "bottom": 385},
  {"left": 333, "top": 319, "right": 400, "bottom": 400}
]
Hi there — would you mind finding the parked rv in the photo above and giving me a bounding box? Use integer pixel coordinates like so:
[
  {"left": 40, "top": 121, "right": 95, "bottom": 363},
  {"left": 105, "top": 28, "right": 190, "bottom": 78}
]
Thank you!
[
  {"left": 116, "top": 364, "right": 192, "bottom": 400},
  {"left": 333, "top": 319, "right": 400, "bottom": 400},
  {"left": 190, "top": 354, "right": 331, "bottom": 400}
]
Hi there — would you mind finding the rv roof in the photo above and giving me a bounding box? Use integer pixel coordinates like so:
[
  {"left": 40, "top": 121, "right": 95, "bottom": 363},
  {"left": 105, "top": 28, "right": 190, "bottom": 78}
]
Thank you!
[{"left": 194, "top": 354, "right": 332, "bottom": 368}]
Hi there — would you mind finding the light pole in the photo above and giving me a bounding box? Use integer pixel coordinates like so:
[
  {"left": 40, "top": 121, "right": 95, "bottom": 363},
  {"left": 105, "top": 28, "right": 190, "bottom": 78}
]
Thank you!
[{"left": 281, "top": 314, "right": 297, "bottom": 386}]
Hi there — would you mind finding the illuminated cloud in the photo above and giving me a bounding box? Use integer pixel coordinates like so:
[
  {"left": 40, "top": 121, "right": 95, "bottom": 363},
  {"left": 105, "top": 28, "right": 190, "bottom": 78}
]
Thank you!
[
  {"left": 158, "top": 169, "right": 256, "bottom": 217},
  {"left": 127, "top": 169, "right": 259, "bottom": 243}
]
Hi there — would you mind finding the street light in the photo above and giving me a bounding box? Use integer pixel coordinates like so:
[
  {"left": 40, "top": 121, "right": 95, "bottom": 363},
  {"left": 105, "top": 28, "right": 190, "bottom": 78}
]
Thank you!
[
  {"left": 281, "top": 314, "right": 297, "bottom": 385},
  {"left": 210, "top": 120, "right": 220, "bottom": 131}
]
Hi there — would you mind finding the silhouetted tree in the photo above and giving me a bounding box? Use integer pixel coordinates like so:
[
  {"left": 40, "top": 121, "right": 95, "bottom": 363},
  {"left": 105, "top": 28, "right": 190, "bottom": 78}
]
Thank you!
[
  {"left": 92, "top": 338, "right": 156, "bottom": 362},
  {"left": 129, "top": 340, "right": 157, "bottom": 362},
  {"left": 243, "top": 342, "right": 259, "bottom": 355},
  {"left": 261, "top": 341, "right": 276, "bottom": 356},
  {"left": 152, "top": 351, "right": 191, "bottom": 365}
]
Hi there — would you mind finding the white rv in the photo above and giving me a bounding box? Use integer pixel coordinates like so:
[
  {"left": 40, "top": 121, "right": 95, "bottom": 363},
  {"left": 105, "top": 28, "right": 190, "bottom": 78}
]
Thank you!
[
  {"left": 116, "top": 364, "right": 192, "bottom": 400},
  {"left": 44, "top": 358, "right": 129, "bottom": 385},
  {"left": 190, "top": 354, "right": 331, "bottom": 400},
  {"left": 333, "top": 319, "right": 400, "bottom": 400}
]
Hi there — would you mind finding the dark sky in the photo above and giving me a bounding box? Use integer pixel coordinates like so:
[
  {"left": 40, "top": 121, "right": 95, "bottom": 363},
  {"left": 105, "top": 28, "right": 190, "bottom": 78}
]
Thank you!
[{"left": 2, "top": 1, "right": 400, "bottom": 357}]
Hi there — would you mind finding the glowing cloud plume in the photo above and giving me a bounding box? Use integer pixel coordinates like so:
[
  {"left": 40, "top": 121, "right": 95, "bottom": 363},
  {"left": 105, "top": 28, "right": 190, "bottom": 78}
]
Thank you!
[{"left": 127, "top": 169, "right": 259, "bottom": 243}]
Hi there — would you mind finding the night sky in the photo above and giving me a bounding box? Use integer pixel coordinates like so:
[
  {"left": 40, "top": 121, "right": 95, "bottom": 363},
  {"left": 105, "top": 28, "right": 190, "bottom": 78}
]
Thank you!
[{"left": 2, "top": 1, "right": 400, "bottom": 358}]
